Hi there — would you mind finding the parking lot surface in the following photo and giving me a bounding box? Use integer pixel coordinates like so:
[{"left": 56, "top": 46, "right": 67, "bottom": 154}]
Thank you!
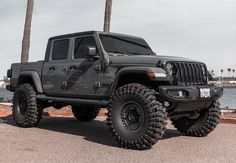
[{"left": 0, "top": 116, "right": 235, "bottom": 163}]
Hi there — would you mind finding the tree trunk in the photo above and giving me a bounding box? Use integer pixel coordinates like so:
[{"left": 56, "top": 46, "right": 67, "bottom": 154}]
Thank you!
[
  {"left": 21, "top": 0, "right": 34, "bottom": 63},
  {"left": 103, "top": 0, "right": 113, "bottom": 33}
]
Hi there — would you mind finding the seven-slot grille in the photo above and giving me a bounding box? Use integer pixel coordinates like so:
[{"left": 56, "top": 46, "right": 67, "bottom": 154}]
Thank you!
[{"left": 172, "top": 62, "right": 207, "bottom": 85}]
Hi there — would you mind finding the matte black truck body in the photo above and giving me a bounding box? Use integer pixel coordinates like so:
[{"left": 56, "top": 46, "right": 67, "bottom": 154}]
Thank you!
[{"left": 7, "top": 31, "right": 223, "bottom": 150}]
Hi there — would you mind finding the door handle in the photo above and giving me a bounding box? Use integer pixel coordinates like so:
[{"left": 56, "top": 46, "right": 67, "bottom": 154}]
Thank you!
[
  {"left": 63, "top": 66, "right": 68, "bottom": 72},
  {"left": 49, "top": 66, "right": 56, "bottom": 71},
  {"left": 69, "top": 65, "right": 77, "bottom": 70}
]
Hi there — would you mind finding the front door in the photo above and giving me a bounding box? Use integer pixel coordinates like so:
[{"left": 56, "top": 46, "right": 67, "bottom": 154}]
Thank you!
[{"left": 65, "top": 35, "right": 102, "bottom": 98}]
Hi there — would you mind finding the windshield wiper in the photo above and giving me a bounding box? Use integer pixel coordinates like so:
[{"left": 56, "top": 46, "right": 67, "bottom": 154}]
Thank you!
[
  {"left": 127, "top": 52, "right": 143, "bottom": 55},
  {"left": 127, "top": 52, "right": 152, "bottom": 56},
  {"left": 108, "top": 50, "right": 126, "bottom": 54}
]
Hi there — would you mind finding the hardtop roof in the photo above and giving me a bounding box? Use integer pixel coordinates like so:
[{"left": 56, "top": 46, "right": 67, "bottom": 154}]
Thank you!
[{"left": 49, "top": 31, "right": 143, "bottom": 40}]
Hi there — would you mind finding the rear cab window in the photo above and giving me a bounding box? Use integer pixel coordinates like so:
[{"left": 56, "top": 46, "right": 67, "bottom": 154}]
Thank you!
[{"left": 51, "top": 39, "right": 70, "bottom": 61}]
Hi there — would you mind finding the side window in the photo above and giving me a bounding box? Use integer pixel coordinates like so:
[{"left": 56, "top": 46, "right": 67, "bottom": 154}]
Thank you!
[
  {"left": 74, "top": 36, "right": 97, "bottom": 59},
  {"left": 51, "top": 39, "right": 69, "bottom": 61}
]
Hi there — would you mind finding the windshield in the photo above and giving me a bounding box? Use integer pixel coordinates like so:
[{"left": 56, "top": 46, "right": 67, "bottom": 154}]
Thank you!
[{"left": 99, "top": 34, "right": 154, "bottom": 56}]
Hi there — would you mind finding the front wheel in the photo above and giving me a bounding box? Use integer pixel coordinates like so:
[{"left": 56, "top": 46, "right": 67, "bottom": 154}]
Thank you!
[
  {"left": 171, "top": 101, "right": 220, "bottom": 137},
  {"left": 107, "top": 84, "right": 167, "bottom": 150}
]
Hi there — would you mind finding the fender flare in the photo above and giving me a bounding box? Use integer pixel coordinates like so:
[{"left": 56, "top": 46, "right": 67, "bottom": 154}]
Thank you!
[
  {"left": 109, "top": 66, "right": 170, "bottom": 96},
  {"left": 17, "top": 71, "right": 43, "bottom": 93}
]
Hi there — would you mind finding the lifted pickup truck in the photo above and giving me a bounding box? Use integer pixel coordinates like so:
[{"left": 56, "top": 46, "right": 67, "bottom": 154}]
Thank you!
[{"left": 7, "top": 31, "right": 223, "bottom": 150}]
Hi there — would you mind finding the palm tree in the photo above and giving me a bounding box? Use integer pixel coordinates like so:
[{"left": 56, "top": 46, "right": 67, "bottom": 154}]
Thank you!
[
  {"left": 208, "top": 70, "right": 214, "bottom": 81},
  {"left": 220, "top": 69, "right": 223, "bottom": 81},
  {"left": 211, "top": 70, "right": 215, "bottom": 76},
  {"left": 21, "top": 0, "right": 34, "bottom": 63},
  {"left": 103, "top": 0, "right": 113, "bottom": 33},
  {"left": 232, "top": 69, "right": 235, "bottom": 79},
  {"left": 227, "top": 68, "right": 231, "bottom": 81}
]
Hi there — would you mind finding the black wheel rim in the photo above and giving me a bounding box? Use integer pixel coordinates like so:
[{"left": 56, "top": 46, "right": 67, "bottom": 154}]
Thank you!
[
  {"left": 15, "top": 94, "right": 27, "bottom": 122},
  {"left": 121, "top": 101, "right": 145, "bottom": 130},
  {"left": 18, "top": 97, "right": 27, "bottom": 115}
]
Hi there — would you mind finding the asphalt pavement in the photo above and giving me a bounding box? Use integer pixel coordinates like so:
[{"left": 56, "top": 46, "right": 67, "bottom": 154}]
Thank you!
[{"left": 0, "top": 116, "right": 235, "bottom": 163}]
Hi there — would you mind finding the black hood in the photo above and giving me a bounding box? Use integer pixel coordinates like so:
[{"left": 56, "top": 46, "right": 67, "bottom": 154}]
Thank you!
[{"left": 109, "top": 55, "right": 203, "bottom": 66}]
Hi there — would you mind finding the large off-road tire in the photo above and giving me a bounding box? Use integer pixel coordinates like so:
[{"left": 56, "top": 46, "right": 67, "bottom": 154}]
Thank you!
[
  {"left": 13, "top": 84, "right": 42, "bottom": 128},
  {"left": 72, "top": 105, "right": 99, "bottom": 121},
  {"left": 171, "top": 101, "right": 220, "bottom": 137},
  {"left": 107, "top": 83, "right": 167, "bottom": 150}
]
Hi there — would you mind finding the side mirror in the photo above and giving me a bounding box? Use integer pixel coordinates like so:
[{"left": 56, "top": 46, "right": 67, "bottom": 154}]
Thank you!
[{"left": 86, "top": 46, "right": 97, "bottom": 57}]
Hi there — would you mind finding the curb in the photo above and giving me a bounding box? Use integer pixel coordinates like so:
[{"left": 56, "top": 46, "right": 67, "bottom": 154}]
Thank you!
[
  {"left": 44, "top": 111, "right": 106, "bottom": 118},
  {"left": 1, "top": 111, "right": 236, "bottom": 124},
  {"left": 0, "top": 111, "right": 107, "bottom": 118},
  {"left": 0, "top": 111, "right": 12, "bottom": 118},
  {"left": 219, "top": 119, "right": 236, "bottom": 125}
]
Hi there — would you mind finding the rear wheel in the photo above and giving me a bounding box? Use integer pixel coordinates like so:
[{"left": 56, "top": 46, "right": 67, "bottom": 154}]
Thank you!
[
  {"left": 13, "top": 84, "right": 42, "bottom": 127},
  {"left": 72, "top": 105, "right": 99, "bottom": 121},
  {"left": 171, "top": 101, "right": 220, "bottom": 137},
  {"left": 107, "top": 84, "right": 167, "bottom": 150}
]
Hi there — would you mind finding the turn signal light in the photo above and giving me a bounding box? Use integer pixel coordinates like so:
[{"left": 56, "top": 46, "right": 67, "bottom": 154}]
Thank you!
[{"left": 148, "top": 72, "right": 167, "bottom": 78}]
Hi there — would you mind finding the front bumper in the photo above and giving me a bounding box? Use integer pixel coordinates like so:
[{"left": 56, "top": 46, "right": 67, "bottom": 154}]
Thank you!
[{"left": 159, "top": 85, "right": 223, "bottom": 102}]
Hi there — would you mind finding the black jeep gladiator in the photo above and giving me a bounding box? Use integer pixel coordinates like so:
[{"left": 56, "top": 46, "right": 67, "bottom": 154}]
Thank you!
[{"left": 7, "top": 31, "right": 223, "bottom": 150}]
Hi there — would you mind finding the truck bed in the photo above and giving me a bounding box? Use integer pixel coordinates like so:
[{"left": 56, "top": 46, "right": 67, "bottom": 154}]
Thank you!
[{"left": 10, "top": 61, "right": 44, "bottom": 91}]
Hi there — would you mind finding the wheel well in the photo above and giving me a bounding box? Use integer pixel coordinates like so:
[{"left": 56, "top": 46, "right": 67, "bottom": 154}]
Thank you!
[
  {"left": 115, "top": 73, "right": 169, "bottom": 91},
  {"left": 116, "top": 73, "right": 149, "bottom": 89},
  {"left": 18, "top": 76, "right": 36, "bottom": 91}
]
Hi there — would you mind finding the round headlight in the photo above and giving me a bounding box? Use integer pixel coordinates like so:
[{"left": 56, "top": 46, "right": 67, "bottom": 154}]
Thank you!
[
  {"left": 201, "top": 65, "right": 208, "bottom": 81},
  {"left": 201, "top": 65, "right": 206, "bottom": 75},
  {"left": 166, "top": 63, "right": 173, "bottom": 75}
]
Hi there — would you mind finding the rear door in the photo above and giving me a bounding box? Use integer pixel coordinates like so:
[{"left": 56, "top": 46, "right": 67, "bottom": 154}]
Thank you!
[{"left": 42, "top": 38, "right": 71, "bottom": 96}]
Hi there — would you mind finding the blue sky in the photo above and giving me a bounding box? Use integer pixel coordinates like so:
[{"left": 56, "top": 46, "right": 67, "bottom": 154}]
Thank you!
[{"left": 0, "top": 0, "right": 235, "bottom": 78}]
